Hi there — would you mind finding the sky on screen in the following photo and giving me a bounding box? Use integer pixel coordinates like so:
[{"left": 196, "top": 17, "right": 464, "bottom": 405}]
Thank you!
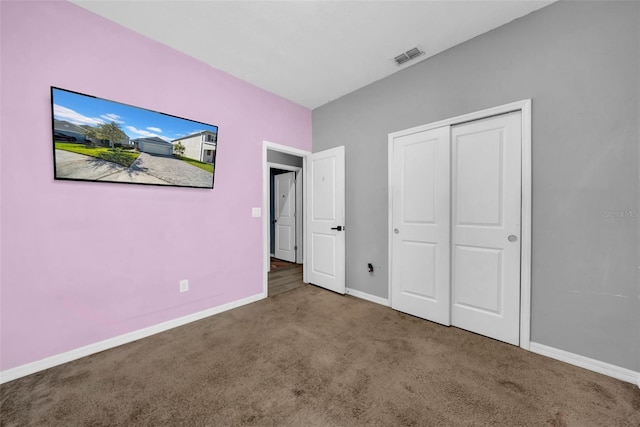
[{"left": 52, "top": 88, "right": 218, "bottom": 142}]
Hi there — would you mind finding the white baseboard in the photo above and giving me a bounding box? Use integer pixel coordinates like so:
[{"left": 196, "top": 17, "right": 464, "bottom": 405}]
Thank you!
[
  {"left": 345, "top": 287, "right": 390, "bottom": 307},
  {"left": 529, "top": 342, "right": 639, "bottom": 387},
  {"left": 0, "top": 292, "right": 266, "bottom": 384}
]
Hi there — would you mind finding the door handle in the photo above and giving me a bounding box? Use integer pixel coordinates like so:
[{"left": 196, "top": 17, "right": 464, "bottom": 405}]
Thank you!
[{"left": 331, "top": 226, "right": 343, "bottom": 231}]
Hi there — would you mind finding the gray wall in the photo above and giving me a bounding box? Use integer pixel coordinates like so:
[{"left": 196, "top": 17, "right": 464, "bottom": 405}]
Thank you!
[
  {"left": 267, "top": 150, "right": 303, "bottom": 167},
  {"left": 312, "top": 1, "right": 639, "bottom": 371}
]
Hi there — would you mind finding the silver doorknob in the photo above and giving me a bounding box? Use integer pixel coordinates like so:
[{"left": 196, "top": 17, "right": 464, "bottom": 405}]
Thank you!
[
  {"left": 394, "top": 228, "right": 399, "bottom": 234},
  {"left": 508, "top": 235, "right": 518, "bottom": 242}
]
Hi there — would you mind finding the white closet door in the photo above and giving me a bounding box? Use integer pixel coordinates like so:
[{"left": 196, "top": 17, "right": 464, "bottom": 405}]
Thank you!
[
  {"left": 450, "top": 112, "right": 522, "bottom": 345},
  {"left": 391, "top": 127, "right": 451, "bottom": 325}
]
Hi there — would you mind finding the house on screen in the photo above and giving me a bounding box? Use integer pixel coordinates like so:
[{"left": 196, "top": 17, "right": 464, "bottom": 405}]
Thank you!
[
  {"left": 53, "top": 119, "right": 88, "bottom": 142},
  {"left": 57, "top": 119, "right": 132, "bottom": 147},
  {"left": 172, "top": 130, "right": 217, "bottom": 163},
  {"left": 111, "top": 133, "right": 132, "bottom": 147},
  {"left": 133, "top": 136, "right": 173, "bottom": 156},
  {"left": 99, "top": 132, "right": 131, "bottom": 148}
]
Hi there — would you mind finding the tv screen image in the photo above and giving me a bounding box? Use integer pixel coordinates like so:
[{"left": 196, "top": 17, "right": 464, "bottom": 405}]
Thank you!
[{"left": 51, "top": 87, "right": 218, "bottom": 189}]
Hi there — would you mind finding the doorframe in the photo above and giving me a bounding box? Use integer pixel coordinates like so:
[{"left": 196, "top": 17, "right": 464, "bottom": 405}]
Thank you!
[
  {"left": 269, "top": 165, "right": 302, "bottom": 263},
  {"left": 387, "top": 99, "right": 532, "bottom": 350},
  {"left": 262, "top": 141, "right": 310, "bottom": 298}
]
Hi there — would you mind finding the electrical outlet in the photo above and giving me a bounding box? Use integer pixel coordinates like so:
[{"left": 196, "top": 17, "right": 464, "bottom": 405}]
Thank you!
[{"left": 179, "top": 279, "right": 189, "bottom": 293}]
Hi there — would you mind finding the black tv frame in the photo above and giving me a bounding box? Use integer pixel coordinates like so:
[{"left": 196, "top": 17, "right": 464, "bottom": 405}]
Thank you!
[{"left": 51, "top": 87, "right": 219, "bottom": 189}]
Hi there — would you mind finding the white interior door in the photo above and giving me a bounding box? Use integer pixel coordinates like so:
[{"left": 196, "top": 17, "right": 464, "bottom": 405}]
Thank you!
[
  {"left": 391, "top": 127, "right": 451, "bottom": 325},
  {"left": 306, "top": 146, "right": 345, "bottom": 294},
  {"left": 451, "top": 112, "right": 522, "bottom": 345},
  {"left": 274, "top": 171, "right": 296, "bottom": 262}
]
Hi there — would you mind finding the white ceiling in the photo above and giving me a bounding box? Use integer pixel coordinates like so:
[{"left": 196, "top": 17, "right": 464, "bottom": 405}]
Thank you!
[{"left": 71, "top": 0, "right": 554, "bottom": 110}]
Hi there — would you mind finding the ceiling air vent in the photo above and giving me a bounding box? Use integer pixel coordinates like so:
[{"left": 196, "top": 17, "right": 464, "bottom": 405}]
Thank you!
[{"left": 394, "top": 46, "right": 425, "bottom": 66}]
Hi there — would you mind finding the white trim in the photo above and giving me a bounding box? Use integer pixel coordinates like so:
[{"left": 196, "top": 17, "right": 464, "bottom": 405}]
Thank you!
[
  {"left": 519, "top": 100, "right": 532, "bottom": 350},
  {"left": 387, "top": 99, "right": 532, "bottom": 350},
  {"left": 387, "top": 129, "right": 395, "bottom": 316},
  {"left": 302, "top": 155, "right": 308, "bottom": 284},
  {"left": 0, "top": 292, "right": 266, "bottom": 384},
  {"left": 262, "top": 141, "right": 310, "bottom": 297},
  {"left": 388, "top": 99, "right": 531, "bottom": 137},
  {"left": 346, "top": 287, "right": 390, "bottom": 307},
  {"left": 530, "top": 342, "right": 640, "bottom": 386},
  {"left": 294, "top": 167, "right": 303, "bottom": 265}
]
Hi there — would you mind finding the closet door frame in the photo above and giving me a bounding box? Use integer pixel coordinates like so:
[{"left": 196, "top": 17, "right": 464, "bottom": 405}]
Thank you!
[{"left": 387, "top": 99, "right": 532, "bottom": 350}]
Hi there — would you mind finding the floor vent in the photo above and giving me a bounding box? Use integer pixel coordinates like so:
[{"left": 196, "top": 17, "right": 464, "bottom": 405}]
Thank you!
[{"left": 394, "top": 46, "right": 425, "bottom": 65}]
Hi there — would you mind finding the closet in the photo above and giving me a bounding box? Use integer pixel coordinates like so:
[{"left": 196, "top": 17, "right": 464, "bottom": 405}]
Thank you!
[{"left": 389, "top": 111, "right": 523, "bottom": 345}]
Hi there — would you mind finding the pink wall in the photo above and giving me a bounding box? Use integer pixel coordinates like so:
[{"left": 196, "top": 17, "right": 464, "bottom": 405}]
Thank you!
[{"left": 0, "top": 1, "right": 311, "bottom": 371}]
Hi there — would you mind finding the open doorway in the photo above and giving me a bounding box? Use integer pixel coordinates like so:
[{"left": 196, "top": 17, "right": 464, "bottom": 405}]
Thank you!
[
  {"left": 262, "top": 142, "right": 310, "bottom": 297},
  {"left": 271, "top": 168, "right": 300, "bottom": 264}
]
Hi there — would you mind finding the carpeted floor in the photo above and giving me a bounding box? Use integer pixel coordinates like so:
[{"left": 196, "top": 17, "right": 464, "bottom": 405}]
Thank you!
[{"left": 1, "top": 284, "right": 639, "bottom": 426}]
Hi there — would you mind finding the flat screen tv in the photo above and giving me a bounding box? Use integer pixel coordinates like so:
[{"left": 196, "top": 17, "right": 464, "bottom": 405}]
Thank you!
[{"left": 51, "top": 87, "right": 218, "bottom": 189}]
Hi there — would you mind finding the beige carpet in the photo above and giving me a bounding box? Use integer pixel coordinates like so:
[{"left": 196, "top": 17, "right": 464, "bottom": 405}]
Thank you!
[{"left": 1, "top": 284, "right": 639, "bottom": 426}]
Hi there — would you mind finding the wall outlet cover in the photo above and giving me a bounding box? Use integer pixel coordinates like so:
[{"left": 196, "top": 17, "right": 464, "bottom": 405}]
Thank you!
[{"left": 179, "top": 279, "right": 189, "bottom": 293}]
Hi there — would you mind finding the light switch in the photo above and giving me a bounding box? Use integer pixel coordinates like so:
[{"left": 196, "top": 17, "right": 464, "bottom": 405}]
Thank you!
[{"left": 252, "top": 207, "right": 261, "bottom": 217}]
